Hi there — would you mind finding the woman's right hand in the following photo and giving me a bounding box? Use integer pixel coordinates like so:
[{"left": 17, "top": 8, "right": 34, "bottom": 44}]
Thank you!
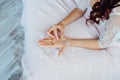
[{"left": 47, "top": 23, "right": 65, "bottom": 41}]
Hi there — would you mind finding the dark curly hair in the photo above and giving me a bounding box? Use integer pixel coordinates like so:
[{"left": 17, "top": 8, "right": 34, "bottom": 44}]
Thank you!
[{"left": 86, "top": 0, "right": 120, "bottom": 25}]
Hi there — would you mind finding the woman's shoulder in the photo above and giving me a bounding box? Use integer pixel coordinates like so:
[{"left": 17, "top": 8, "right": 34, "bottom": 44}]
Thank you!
[
  {"left": 107, "top": 14, "right": 120, "bottom": 27},
  {"left": 100, "top": 14, "right": 120, "bottom": 27},
  {"left": 100, "top": 13, "right": 120, "bottom": 37}
]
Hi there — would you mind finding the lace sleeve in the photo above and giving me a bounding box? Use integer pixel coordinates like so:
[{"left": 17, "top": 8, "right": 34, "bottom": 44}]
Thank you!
[
  {"left": 97, "top": 14, "right": 120, "bottom": 48},
  {"left": 74, "top": 0, "right": 89, "bottom": 11}
]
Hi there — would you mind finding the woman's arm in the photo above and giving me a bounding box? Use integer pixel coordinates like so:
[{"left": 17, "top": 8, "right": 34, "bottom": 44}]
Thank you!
[
  {"left": 58, "top": 8, "right": 85, "bottom": 27},
  {"left": 68, "top": 38, "right": 103, "bottom": 50}
]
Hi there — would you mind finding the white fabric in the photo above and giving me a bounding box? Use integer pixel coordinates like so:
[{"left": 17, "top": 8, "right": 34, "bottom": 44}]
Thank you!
[
  {"left": 75, "top": 0, "right": 89, "bottom": 11},
  {"left": 98, "top": 13, "right": 120, "bottom": 48},
  {"left": 21, "top": 0, "right": 120, "bottom": 80}
]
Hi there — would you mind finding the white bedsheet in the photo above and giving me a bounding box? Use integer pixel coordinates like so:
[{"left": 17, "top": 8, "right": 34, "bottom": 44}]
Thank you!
[{"left": 21, "top": 0, "right": 120, "bottom": 80}]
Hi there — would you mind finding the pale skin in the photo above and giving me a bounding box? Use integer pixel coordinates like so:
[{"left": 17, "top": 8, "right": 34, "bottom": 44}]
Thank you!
[{"left": 39, "top": 0, "right": 103, "bottom": 56}]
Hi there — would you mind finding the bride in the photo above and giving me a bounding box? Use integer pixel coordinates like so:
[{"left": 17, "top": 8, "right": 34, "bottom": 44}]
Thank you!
[
  {"left": 22, "top": 0, "right": 120, "bottom": 80},
  {"left": 39, "top": 0, "right": 120, "bottom": 56}
]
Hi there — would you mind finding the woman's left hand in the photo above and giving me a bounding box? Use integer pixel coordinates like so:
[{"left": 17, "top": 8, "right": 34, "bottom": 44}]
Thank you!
[{"left": 39, "top": 37, "right": 70, "bottom": 56}]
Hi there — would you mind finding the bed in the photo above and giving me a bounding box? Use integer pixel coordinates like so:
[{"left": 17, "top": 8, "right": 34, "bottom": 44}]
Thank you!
[{"left": 21, "top": 0, "right": 120, "bottom": 80}]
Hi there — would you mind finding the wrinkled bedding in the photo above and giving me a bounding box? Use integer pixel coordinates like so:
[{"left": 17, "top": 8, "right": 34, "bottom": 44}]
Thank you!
[{"left": 21, "top": 0, "right": 120, "bottom": 80}]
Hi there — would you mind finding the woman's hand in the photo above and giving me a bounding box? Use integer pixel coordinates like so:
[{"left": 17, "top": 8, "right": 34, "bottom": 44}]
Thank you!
[
  {"left": 47, "top": 8, "right": 84, "bottom": 41},
  {"left": 47, "top": 23, "right": 65, "bottom": 41},
  {"left": 39, "top": 37, "right": 70, "bottom": 56}
]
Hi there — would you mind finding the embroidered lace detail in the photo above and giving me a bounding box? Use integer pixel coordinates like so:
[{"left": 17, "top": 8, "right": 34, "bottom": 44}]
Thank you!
[{"left": 98, "top": 14, "right": 120, "bottom": 48}]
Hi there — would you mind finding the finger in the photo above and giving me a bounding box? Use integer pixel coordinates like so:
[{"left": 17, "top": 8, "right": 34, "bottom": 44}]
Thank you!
[
  {"left": 40, "top": 37, "right": 53, "bottom": 41},
  {"left": 39, "top": 40, "right": 52, "bottom": 45},
  {"left": 40, "top": 44, "right": 55, "bottom": 47},
  {"left": 39, "top": 41, "right": 52, "bottom": 45},
  {"left": 39, "top": 38, "right": 52, "bottom": 44},
  {"left": 40, "top": 38, "right": 52, "bottom": 41},
  {"left": 58, "top": 46, "right": 66, "bottom": 57},
  {"left": 40, "top": 38, "right": 50, "bottom": 41},
  {"left": 60, "top": 30, "right": 64, "bottom": 38},
  {"left": 57, "top": 27, "right": 64, "bottom": 38},
  {"left": 47, "top": 31, "right": 55, "bottom": 38},
  {"left": 39, "top": 38, "right": 56, "bottom": 45},
  {"left": 39, "top": 39, "right": 52, "bottom": 43},
  {"left": 39, "top": 41, "right": 50, "bottom": 45},
  {"left": 39, "top": 42, "right": 58, "bottom": 48},
  {"left": 47, "top": 30, "right": 55, "bottom": 38},
  {"left": 53, "top": 29, "right": 59, "bottom": 41}
]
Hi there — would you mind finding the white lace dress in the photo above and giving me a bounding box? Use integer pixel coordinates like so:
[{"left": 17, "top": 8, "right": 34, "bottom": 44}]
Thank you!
[{"left": 21, "top": 0, "right": 120, "bottom": 80}]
